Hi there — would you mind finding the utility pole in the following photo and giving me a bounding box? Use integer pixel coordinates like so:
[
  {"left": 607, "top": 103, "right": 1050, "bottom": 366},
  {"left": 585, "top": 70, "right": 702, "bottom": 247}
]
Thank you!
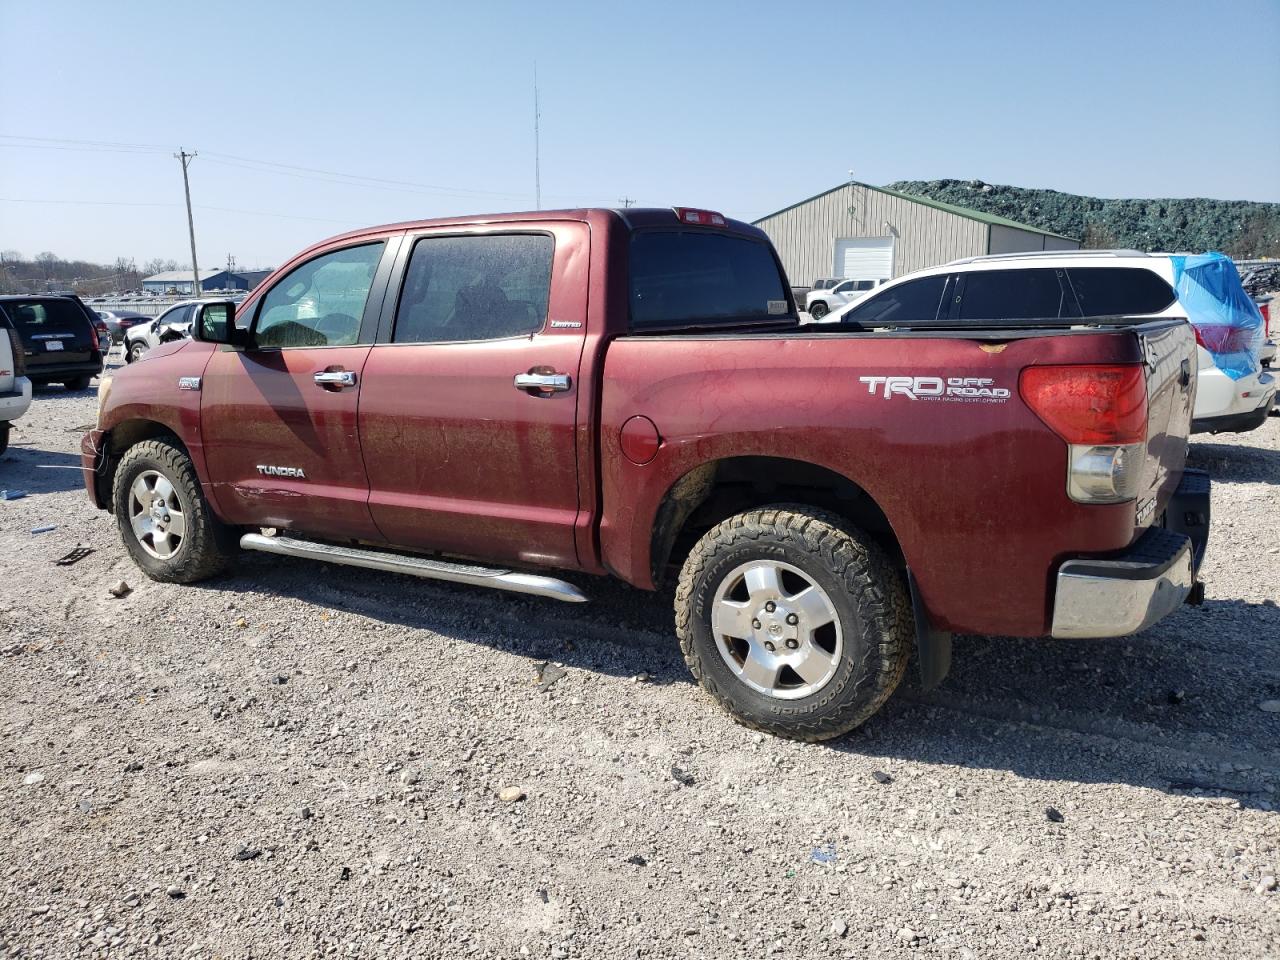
[
  {"left": 617, "top": 197, "right": 635, "bottom": 208},
  {"left": 175, "top": 149, "right": 200, "bottom": 296},
  {"left": 533, "top": 63, "right": 541, "bottom": 210}
]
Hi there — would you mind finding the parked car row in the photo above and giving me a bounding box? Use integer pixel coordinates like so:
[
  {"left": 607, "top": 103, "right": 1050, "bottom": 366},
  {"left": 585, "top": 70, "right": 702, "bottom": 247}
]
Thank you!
[
  {"left": 809, "top": 250, "right": 1276, "bottom": 435},
  {"left": 0, "top": 294, "right": 105, "bottom": 391}
]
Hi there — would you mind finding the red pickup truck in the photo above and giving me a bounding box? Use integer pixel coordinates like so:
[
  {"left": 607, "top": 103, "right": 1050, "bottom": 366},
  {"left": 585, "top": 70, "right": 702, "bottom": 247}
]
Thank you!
[{"left": 83, "top": 207, "right": 1210, "bottom": 740}]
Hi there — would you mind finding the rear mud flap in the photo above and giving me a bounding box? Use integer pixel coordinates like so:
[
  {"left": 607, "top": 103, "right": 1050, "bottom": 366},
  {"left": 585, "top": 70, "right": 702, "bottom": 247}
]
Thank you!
[{"left": 908, "top": 570, "right": 951, "bottom": 690}]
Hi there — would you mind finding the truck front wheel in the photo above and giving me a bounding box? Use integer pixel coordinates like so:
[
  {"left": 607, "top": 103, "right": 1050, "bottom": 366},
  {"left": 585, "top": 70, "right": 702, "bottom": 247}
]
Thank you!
[
  {"left": 674, "top": 505, "right": 911, "bottom": 741},
  {"left": 808, "top": 301, "right": 829, "bottom": 320},
  {"left": 112, "top": 437, "right": 234, "bottom": 583}
]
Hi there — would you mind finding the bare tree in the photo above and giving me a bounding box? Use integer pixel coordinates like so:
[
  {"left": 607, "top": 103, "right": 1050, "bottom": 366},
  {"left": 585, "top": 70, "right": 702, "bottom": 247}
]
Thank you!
[{"left": 35, "top": 251, "right": 60, "bottom": 279}]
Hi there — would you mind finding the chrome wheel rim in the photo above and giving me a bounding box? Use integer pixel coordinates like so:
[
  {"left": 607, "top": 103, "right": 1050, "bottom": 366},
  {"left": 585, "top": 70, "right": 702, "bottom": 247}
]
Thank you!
[
  {"left": 127, "top": 469, "right": 186, "bottom": 559},
  {"left": 711, "top": 560, "right": 843, "bottom": 700}
]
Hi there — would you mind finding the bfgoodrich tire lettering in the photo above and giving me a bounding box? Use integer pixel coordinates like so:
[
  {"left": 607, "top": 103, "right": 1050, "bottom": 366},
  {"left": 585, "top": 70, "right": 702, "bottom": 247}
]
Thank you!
[
  {"left": 675, "top": 505, "right": 911, "bottom": 741},
  {"left": 112, "top": 437, "right": 233, "bottom": 583}
]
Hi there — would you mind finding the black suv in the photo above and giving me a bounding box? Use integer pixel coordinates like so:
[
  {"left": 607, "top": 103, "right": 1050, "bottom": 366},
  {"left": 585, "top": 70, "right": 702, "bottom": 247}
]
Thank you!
[{"left": 0, "top": 295, "right": 104, "bottom": 390}]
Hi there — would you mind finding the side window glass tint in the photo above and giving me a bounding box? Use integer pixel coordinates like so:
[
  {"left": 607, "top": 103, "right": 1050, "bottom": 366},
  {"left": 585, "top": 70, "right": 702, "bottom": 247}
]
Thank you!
[
  {"left": 844, "top": 275, "right": 947, "bottom": 324},
  {"left": 957, "top": 269, "right": 1073, "bottom": 321},
  {"left": 393, "top": 234, "right": 552, "bottom": 344},
  {"left": 255, "top": 243, "right": 384, "bottom": 348},
  {"left": 1066, "top": 268, "right": 1176, "bottom": 316}
]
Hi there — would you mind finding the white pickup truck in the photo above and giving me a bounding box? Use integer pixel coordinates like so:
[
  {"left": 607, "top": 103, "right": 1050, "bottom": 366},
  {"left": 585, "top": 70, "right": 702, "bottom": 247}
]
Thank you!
[{"left": 0, "top": 307, "right": 34, "bottom": 454}]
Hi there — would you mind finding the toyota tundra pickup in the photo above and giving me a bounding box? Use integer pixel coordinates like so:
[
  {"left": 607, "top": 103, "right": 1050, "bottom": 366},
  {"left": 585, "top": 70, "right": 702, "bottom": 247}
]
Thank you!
[{"left": 82, "top": 207, "right": 1211, "bottom": 740}]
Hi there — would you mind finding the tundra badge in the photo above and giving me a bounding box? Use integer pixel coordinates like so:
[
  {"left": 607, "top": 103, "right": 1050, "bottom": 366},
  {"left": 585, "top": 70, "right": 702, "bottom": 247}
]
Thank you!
[
  {"left": 257, "top": 465, "right": 307, "bottom": 479},
  {"left": 178, "top": 377, "right": 202, "bottom": 391}
]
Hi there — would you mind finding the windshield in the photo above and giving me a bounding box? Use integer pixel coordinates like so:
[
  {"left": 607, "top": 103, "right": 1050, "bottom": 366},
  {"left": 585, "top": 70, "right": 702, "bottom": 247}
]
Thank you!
[{"left": 629, "top": 230, "right": 794, "bottom": 331}]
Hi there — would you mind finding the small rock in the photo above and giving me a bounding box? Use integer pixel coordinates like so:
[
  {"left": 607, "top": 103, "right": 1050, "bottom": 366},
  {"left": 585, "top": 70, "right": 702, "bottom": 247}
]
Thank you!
[
  {"left": 298, "top": 806, "right": 313, "bottom": 820},
  {"left": 1045, "top": 806, "right": 1064, "bottom": 823},
  {"left": 1167, "top": 689, "right": 1185, "bottom": 704},
  {"left": 535, "top": 662, "right": 567, "bottom": 692},
  {"left": 234, "top": 617, "right": 249, "bottom": 629},
  {"left": 76, "top": 799, "right": 92, "bottom": 814},
  {"left": 625, "top": 855, "right": 648, "bottom": 867},
  {"left": 499, "top": 786, "right": 526, "bottom": 803},
  {"left": 831, "top": 919, "right": 848, "bottom": 937},
  {"left": 270, "top": 674, "right": 288, "bottom": 685},
  {"left": 670, "top": 765, "right": 695, "bottom": 787},
  {"left": 1257, "top": 875, "right": 1277, "bottom": 893},
  {"left": 896, "top": 927, "right": 920, "bottom": 943},
  {"left": 233, "top": 846, "right": 261, "bottom": 861},
  {"left": 339, "top": 866, "right": 351, "bottom": 881},
  {"left": 123, "top": 761, "right": 143, "bottom": 773},
  {"left": 165, "top": 886, "right": 185, "bottom": 899},
  {"left": 1260, "top": 701, "right": 1280, "bottom": 714},
  {"left": 871, "top": 770, "right": 892, "bottom": 785},
  {"left": 27, "top": 906, "right": 50, "bottom": 916},
  {"left": 550, "top": 948, "right": 568, "bottom": 960},
  {"left": 22, "top": 772, "right": 45, "bottom": 786},
  {"left": 122, "top": 893, "right": 142, "bottom": 908},
  {"left": 107, "top": 581, "right": 131, "bottom": 599},
  {"left": 632, "top": 672, "right": 652, "bottom": 684},
  {"left": 399, "top": 769, "right": 419, "bottom": 786}
]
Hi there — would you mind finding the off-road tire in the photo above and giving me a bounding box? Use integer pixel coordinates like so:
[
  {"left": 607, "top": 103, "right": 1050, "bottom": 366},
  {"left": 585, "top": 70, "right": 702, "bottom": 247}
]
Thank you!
[
  {"left": 675, "top": 505, "right": 911, "bottom": 741},
  {"left": 64, "top": 375, "right": 92, "bottom": 391},
  {"left": 808, "top": 301, "right": 829, "bottom": 320},
  {"left": 112, "top": 437, "right": 234, "bottom": 582}
]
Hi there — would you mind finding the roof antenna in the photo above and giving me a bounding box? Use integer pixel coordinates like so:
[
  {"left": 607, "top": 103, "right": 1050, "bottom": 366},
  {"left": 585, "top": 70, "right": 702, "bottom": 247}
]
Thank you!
[{"left": 533, "top": 63, "right": 542, "bottom": 210}]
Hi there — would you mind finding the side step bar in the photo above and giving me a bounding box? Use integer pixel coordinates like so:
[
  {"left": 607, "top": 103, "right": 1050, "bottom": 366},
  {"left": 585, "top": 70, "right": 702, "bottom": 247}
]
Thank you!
[{"left": 239, "top": 533, "right": 588, "bottom": 603}]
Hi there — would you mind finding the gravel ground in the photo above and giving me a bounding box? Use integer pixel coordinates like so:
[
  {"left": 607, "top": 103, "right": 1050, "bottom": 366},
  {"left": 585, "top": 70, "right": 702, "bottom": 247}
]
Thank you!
[{"left": 1, "top": 354, "right": 1278, "bottom": 959}]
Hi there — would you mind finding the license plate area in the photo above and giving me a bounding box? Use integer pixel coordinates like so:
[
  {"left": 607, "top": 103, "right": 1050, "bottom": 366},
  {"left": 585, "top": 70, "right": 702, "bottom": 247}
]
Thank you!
[{"left": 45, "top": 341, "right": 64, "bottom": 352}]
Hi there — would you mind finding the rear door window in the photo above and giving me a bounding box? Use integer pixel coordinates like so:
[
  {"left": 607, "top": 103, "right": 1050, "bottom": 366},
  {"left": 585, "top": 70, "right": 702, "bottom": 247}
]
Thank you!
[
  {"left": 957, "top": 268, "right": 1077, "bottom": 320},
  {"left": 629, "top": 231, "right": 792, "bottom": 330},
  {"left": 1065, "top": 267, "right": 1176, "bottom": 316},
  {"left": 843, "top": 275, "right": 948, "bottom": 324},
  {"left": 393, "top": 233, "right": 553, "bottom": 343}
]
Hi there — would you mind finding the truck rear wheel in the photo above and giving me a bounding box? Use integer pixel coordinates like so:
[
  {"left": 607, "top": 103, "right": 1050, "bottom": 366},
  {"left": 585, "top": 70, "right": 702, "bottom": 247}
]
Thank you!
[
  {"left": 112, "top": 437, "right": 234, "bottom": 583},
  {"left": 674, "top": 505, "right": 911, "bottom": 741}
]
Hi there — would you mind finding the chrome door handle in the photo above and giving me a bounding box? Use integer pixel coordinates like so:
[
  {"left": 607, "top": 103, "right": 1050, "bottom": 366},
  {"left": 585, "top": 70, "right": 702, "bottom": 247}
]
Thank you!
[
  {"left": 514, "top": 372, "right": 571, "bottom": 392},
  {"left": 314, "top": 370, "right": 357, "bottom": 388}
]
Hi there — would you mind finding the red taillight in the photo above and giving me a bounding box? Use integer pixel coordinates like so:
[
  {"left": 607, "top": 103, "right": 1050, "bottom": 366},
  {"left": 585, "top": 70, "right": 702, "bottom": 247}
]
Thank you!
[
  {"left": 1193, "top": 324, "right": 1252, "bottom": 354},
  {"left": 672, "top": 207, "right": 726, "bottom": 227},
  {"left": 1019, "top": 364, "right": 1148, "bottom": 445},
  {"left": 1258, "top": 302, "right": 1271, "bottom": 339},
  {"left": 7, "top": 328, "right": 25, "bottom": 377}
]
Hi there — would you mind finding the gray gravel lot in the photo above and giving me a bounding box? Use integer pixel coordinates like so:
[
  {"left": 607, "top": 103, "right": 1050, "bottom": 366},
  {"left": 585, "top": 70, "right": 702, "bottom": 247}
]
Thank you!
[{"left": 1, "top": 356, "right": 1278, "bottom": 959}]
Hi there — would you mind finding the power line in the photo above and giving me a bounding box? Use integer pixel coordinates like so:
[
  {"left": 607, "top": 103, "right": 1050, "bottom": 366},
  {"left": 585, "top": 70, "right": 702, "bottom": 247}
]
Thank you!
[{"left": 0, "top": 197, "right": 359, "bottom": 224}]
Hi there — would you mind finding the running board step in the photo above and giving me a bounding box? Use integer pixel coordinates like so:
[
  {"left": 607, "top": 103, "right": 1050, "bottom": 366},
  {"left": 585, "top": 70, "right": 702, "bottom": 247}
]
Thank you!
[{"left": 239, "top": 533, "right": 588, "bottom": 603}]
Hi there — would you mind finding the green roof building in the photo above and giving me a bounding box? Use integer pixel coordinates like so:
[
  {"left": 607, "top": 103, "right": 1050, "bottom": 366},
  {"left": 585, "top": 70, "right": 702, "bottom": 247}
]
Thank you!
[{"left": 753, "top": 181, "right": 1080, "bottom": 287}]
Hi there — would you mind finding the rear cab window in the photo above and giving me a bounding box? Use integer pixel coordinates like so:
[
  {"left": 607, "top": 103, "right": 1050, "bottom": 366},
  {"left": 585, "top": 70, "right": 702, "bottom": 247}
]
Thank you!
[{"left": 629, "top": 231, "right": 794, "bottom": 332}]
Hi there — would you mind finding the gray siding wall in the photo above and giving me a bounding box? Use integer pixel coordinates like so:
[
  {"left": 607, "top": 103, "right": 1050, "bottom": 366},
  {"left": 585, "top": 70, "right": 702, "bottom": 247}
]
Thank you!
[
  {"left": 988, "top": 224, "right": 1082, "bottom": 254},
  {"left": 755, "top": 184, "right": 988, "bottom": 286}
]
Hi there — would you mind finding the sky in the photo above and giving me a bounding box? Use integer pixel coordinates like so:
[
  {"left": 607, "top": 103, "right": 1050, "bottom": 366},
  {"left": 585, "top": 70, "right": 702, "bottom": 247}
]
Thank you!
[{"left": 1, "top": 0, "right": 1278, "bottom": 269}]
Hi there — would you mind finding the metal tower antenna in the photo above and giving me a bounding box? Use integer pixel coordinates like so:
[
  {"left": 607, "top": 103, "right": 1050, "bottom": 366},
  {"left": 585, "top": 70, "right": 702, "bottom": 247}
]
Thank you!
[{"left": 533, "top": 63, "right": 542, "bottom": 210}]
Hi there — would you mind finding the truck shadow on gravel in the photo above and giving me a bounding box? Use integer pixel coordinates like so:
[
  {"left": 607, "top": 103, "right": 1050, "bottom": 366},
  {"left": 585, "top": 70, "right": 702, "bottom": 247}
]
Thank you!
[
  {"left": 0, "top": 447, "right": 87, "bottom": 495},
  {"left": 204, "top": 556, "right": 1279, "bottom": 810},
  {"left": 1188, "top": 438, "right": 1279, "bottom": 485}
]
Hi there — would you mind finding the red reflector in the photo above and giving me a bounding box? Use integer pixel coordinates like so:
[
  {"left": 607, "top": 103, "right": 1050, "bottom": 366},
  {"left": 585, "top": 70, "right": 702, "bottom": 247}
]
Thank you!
[
  {"left": 672, "top": 207, "right": 726, "bottom": 227},
  {"left": 1194, "top": 324, "right": 1253, "bottom": 354},
  {"left": 1019, "top": 365, "right": 1147, "bottom": 445}
]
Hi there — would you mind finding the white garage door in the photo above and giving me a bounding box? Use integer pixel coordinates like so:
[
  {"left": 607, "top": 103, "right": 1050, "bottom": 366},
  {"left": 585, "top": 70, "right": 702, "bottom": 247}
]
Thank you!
[{"left": 834, "top": 237, "right": 894, "bottom": 281}]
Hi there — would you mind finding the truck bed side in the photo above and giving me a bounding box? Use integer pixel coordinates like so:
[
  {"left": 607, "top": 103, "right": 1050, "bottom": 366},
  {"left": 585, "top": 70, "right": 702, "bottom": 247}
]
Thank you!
[{"left": 597, "top": 323, "right": 1194, "bottom": 637}]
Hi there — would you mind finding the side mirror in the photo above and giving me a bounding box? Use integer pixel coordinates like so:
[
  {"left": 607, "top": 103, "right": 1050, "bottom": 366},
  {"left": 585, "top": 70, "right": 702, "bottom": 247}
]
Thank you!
[{"left": 194, "top": 301, "right": 249, "bottom": 349}]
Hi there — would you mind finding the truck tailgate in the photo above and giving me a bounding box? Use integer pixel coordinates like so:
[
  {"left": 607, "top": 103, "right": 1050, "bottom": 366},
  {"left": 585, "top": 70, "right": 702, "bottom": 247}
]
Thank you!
[{"left": 1136, "top": 320, "right": 1197, "bottom": 530}]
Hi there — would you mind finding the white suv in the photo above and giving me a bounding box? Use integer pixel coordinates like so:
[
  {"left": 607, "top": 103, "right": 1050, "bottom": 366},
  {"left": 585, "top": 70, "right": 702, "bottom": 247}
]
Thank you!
[
  {"left": 0, "top": 308, "right": 34, "bottom": 455},
  {"left": 822, "top": 250, "right": 1275, "bottom": 434},
  {"left": 124, "top": 300, "right": 200, "bottom": 363},
  {"left": 805, "top": 278, "right": 879, "bottom": 320}
]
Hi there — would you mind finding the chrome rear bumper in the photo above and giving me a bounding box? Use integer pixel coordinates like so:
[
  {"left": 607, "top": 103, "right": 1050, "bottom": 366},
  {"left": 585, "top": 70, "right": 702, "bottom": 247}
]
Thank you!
[{"left": 1051, "top": 528, "right": 1195, "bottom": 639}]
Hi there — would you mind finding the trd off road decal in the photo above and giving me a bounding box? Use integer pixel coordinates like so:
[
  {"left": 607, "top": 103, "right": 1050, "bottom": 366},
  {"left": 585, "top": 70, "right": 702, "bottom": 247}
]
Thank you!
[{"left": 859, "top": 375, "right": 1011, "bottom": 403}]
